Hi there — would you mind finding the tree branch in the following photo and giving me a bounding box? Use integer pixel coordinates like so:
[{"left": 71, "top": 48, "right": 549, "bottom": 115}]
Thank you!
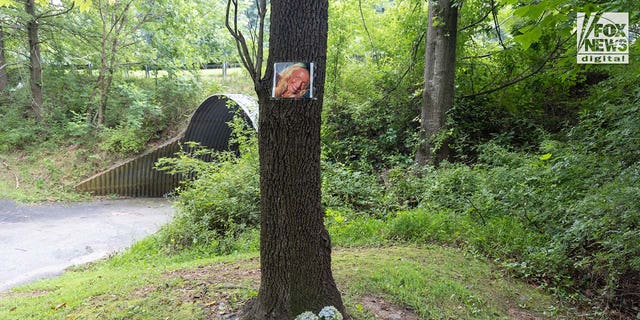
[
  {"left": 38, "top": 1, "right": 75, "bottom": 19},
  {"left": 490, "top": 0, "right": 507, "bottom": 50},
  {"left": 225, "top": 0, "right": 260, "bottom": 86},
  {"left": 463, "top": 35, "right": 572, "bottom": 98},
  {"left": 358, "top": 0, "right": 375, "bottom": 50},
  {"left": 255, "top": 0, "right": 266, "bottom": 82},
  {"left": 459, "top": 2, "right": 497, "bottom": 32}
]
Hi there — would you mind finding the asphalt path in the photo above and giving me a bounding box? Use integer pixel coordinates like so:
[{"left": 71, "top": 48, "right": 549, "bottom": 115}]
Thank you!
[{"left": 0, "top": 198, "right": 174, "bottom": 292}]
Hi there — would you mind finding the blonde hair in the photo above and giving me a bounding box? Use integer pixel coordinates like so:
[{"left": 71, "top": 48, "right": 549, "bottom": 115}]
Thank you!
[{"left": 275, "top": 63, "right": 308, "bottom": 98}]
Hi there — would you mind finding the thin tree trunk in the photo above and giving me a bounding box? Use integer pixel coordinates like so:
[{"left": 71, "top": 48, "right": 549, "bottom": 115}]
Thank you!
[
  {"left": 26, "top": 0, "right": 43, "bottom": 119},
  {"left": 241, "top": 0, "right": 346, "bottom": 318},
  {"left": 415, "top": 0, "right": 459, "bottom": 165},
  {"left": 0, "top": 26, "right": 8, "bottom": 91}
]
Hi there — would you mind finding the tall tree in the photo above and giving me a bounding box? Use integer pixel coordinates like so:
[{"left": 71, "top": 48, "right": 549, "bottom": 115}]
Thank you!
[
  {"left": 0, "top": 0, "right": 75, "bottom": 118},
  {"left": 24, "top": 0, "right": 42, "bottom": 118},
  {"left": 0, "top": 25, "right": 7, "bottom": 91},
  {"left": 88, "top": 0, "right": 149, "bottom": 125},
  {"left": 415, "top": 0, "right": 459, "bottom": 165},
  {"left": 226, "top": 0, "right": 347, "bottom": 318}
]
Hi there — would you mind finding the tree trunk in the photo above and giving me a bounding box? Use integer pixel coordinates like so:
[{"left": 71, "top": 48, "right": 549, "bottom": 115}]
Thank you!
[
  {"left": 26, "top": 0, "right": 43, "bottom": 119},
  {"left": 241, "top": 0, "right": 346, "bottom": 318},
  {"left": 415, "top": 0, "right": 459, "bottom": 165},
  {"left": 0, "top": 26, "right": 8, "bottom": 92}
]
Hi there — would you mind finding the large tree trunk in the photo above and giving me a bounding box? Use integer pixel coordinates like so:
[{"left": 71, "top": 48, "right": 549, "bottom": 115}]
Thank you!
[
  {"left": 0, "top": 26, "right": 8, "bottom": 92},
  {"left": 415, "top": 0, "right": 459, "bottom": 165},
  {"left": 241, "top": 0, "right": 346, "bottom": 318},
  {"left": 26, "top": 0, "right": 43, "bottom": 119}
]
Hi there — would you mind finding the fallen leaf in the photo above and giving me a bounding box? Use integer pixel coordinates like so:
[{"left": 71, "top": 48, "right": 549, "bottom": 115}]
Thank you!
[
  {"left": 52, "top": 302, "right": 67, "bottom": 310},
  {"left": 204, "top": 301, "right": 217, "bottom": 307}
]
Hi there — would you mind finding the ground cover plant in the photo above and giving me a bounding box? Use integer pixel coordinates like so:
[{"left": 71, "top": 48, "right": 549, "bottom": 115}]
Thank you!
[{"left": 0, "top": 241, "right": 586, "bottom": 320}]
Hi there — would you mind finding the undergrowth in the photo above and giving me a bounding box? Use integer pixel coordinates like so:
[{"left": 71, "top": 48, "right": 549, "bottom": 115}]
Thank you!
[{"left": 152, "top": 76, "right": 640, "bottom": 317}]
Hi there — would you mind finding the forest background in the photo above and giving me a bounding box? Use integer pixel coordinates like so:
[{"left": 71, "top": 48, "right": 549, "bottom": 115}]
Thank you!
[{"left": 0, "top": 0, "right": 639, "bottom": 318}]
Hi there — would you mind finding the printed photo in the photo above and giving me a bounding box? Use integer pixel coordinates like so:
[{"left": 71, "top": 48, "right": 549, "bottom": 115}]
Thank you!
[{"left": 272, "top": 62, "right": 314, "bottom": 99}]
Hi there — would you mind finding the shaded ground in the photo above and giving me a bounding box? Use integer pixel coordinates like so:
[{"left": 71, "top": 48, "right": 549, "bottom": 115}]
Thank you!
[
  {"left": 152, "top": 248, "right": 555, "bottom": 320},
  {"left": 164, "top": 258, "right": 423, "bottom": 320},
  {"left": 0, "top": 246, "right": 587, "bottom": 319},
  {"left": 0, "top": 198, "right": 174, "bottom": 292}
]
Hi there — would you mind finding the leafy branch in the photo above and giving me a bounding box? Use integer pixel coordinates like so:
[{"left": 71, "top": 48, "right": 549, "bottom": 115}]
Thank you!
[{"left": 463, "top": 35, "right": 573, "bottom": 98}]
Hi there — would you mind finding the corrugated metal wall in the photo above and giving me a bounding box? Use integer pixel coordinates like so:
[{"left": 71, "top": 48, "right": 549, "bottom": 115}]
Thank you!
[{"left": 75, "top": 94, "right": 258, "bottom": 197}]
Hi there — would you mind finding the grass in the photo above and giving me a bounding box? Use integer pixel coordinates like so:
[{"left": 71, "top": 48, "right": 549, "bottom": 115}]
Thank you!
[
  {"left": 0, "top": 147, "right": 97, "bottom": 202},
  {"left": 0, "top": 235, "right": 587, "bottom": 320}
]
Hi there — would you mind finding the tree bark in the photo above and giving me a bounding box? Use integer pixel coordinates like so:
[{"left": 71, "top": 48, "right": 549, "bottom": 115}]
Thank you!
[
  {"left": 26, "top": 0, "right": 43, "bottom": 119},
  {"left": 415, "top": 0, "right": 459, "bottom": 165},
  {"left": 241, "top": 0, "right": 346, "bottom": 318},
  {"left": 0, "top": 26, "right": 8, "bottom": 92}
]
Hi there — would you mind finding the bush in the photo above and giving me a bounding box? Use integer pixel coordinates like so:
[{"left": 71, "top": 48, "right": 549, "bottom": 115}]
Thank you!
[
  {"left": 321, "top": 162, "right": 387, "bottom": 216},
  {"left": 155, "top": 118, "right": 259, "bottom": 253},
  {"left": 411, "top": 103, "right": 639, "bottom": 313},
  {"left": 98, "top": 125, "right": 148, "bottom": 155},
  {"left": 152, "top": 73, "right": 203, "bottom": 126},
  {"left": 324, "top": 91, "right": 639, "bottom": 313}
]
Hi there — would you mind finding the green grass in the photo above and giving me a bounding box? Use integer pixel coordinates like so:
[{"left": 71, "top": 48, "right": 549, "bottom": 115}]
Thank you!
[
  {"left": 333, "top": 246, "right": 579, "bottom": 319},
  {"left": 0, "top": 148, "right": 95, "bottom": 202},
  {"left": 0, "top": 237, "right": 587, "bottom": 320}
]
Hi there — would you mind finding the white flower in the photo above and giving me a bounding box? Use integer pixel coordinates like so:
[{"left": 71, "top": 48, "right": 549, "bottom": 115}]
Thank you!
[
  {"left": 318, "top": 306, "right": 343, "bottom": 320},
  {"left": 295, "top": 311, "right": 320, "bottom": 320}
]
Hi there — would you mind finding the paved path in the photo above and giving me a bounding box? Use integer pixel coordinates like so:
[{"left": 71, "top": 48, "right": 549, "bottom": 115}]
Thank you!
[{"left": 0, "top": 198, "right": 174, "bottom": 292}]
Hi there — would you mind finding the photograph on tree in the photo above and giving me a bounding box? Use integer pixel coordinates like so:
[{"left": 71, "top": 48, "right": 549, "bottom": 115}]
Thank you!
[{"left": 272, "top": 62, "right": 314, "bottom": 99}]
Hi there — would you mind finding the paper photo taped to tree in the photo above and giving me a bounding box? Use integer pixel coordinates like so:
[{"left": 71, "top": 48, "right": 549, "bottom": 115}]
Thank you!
[{"left": 272, "top": 62, "right": 315, "bottom": 99}]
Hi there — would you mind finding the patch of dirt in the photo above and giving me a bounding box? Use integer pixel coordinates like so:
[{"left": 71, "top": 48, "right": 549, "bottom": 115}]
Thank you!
[
  {"left": 162, "top": 259, "right": 424, "bottom": 320},
  {"left": 0, "top": 289, "right": 50, "bottom": 299},
  {"left": 360, "top": 295, "right": 420, "bottom": 320},
  {"left": 165, "top": 258, "right": 261, "bottom": 319},
  {"left": 507, "top": 307, "right": 542, "bottom": 320}
]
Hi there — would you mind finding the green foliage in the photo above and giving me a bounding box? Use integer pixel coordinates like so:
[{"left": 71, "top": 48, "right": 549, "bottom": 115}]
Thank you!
[
  {"left": 323, "top": 0, "right": 425, "bottom": 168},
  {"left": 443, "top": 97, "right": 544, "bottom": 163},
  {"left": 321, "top": 162, "right": 388, "bottom": 216},
  {"left": 154, "top": 118, "right": 259, "bottom": 253},
  {"left": 323, "top": 69, "right": 640, "bottom": 314},
  {"left": 152, "top": 73, "right": 203, "bottom": 126},
  {"left": 0, "top": 111, "right": 42, "bottom": 152},
  {"left": 88, "top": 74, "right": 201, "bottom": 156},
  {"left": 96, "top": 81, "right": 158, "bottom": 155},
  {"left": 98, "top": 125, "right": 147, "bottom": 155}
]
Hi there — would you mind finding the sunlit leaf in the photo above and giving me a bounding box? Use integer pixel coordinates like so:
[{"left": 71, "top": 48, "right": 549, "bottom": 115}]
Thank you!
[
  {"left": 513, "top": 26, "right": 542, "bottom": 50},
  {"left": 76, "top": 0, "right": 92, "bottom": 12}
]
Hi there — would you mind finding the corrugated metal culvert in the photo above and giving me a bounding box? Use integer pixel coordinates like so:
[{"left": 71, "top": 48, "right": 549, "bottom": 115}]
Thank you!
[{"left": 75, "top": 94, "right": 258, "bottom": 197}]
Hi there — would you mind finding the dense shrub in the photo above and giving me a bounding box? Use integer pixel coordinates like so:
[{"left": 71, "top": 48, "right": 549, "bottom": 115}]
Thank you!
[
  {"left": 324, "top": 92, "right": 639, "bottom": 315},
  {"left": 154, "top": 117, "right": 259, "bottom": 253},
  {"left": 321, "top": 162, "right": 388, "bottom": 216},
  {"left": 0, "top": 89, "right": 45, "bottom": 151},
  {"left": 443, "top": 97, "right": 544, "bottom": 163},
  {"left": 152, "top": 73, "right": 204, "bottom": 126}
]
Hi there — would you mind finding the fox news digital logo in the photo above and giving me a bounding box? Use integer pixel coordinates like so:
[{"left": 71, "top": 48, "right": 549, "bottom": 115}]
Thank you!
[{"left": 577, "top": 12, "right": 629, "bottom": 64}]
